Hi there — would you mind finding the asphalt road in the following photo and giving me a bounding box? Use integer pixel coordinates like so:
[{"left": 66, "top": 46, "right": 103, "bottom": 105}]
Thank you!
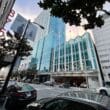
[{"left": 29, "top": 84, "right": 93, "bottom": 100}]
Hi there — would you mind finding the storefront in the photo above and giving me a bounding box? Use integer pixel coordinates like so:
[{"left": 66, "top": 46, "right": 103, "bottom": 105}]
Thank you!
[{"left": 52, "top": 71, "right": 100, "bottom": 88}]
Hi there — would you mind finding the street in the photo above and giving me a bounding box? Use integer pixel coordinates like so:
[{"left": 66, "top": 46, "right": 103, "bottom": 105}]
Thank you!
[
  {"left": 29, "top": 83, "right": 95, "bottom": 100},
  {"left": 0, "top": 82, "right": 96, "bottom": 110}
]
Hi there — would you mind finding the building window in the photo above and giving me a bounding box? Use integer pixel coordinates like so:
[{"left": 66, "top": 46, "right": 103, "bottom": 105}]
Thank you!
[
  {"left": 84, "top": 51, "right": 88, "bottom": 59},
  {"left": 75, "top": 43, "right": 78, "bottom": 52},
  {"left": 76, "top": 54, "right": 79, "bottom": 60},
  {"left": 83, "top": 40, "right": 87, "bottom": 49},
  {"left": 108, "top": 74, "right": 110, "bottom": 79}
]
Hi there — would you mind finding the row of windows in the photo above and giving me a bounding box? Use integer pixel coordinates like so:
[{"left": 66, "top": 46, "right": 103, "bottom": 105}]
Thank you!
[
  {"left": 101, "top": 60, "right": 110, "bottom": 63},
  {"left": 53, "top": 59, "right": 92, "bottom": 72},
  {"left": 54, "top": 50, "right": 89, "bottom": 65},
  {"left": 99, "top": 54, "right": 108, "bottom": 58},
  {"left": 55, "top": 41, "right": 88, "bottom": 56},
  {"left": 102, "top": 66, "right": 110, "bottom": 69}
]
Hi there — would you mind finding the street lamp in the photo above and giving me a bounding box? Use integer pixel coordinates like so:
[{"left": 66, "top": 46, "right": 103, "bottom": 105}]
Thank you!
[
  {"left": 33, "top": 21, "right": 44, "bottom": 30},
  {"left": 93, "top": 43, "right": 105, "bottom": 87},
  {"left": 1, "top": 20, "right": 44, "bottom": 94}
]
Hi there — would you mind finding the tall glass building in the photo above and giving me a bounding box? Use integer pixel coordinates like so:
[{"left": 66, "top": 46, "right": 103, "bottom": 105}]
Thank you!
[{"left": 30, "top": 10, "right": 65, "bottom": 73}]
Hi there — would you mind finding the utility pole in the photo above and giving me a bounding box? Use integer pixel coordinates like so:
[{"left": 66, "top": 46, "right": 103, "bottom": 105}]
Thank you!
[{"left": 93, "top": 43, "right": 105, "bottom": 87}]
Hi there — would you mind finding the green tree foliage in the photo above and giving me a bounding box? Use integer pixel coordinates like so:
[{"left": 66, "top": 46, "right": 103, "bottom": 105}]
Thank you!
[
  {"left": 0, "top": 31, "right": 32, "bottom": 69},
  {"left": 38, "top": 0, "right": 110, "bottom": 29}
]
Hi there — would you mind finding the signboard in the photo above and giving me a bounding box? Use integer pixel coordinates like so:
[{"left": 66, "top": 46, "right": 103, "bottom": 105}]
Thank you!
[
  {"left": 11, "top": 14, "right": 37, "bottom": 41},
  {"left": 0, "top": 0, "right": 15, "bottom": 29}
]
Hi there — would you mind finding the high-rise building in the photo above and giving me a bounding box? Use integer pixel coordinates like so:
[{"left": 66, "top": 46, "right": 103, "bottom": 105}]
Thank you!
[
  {"left": 39, "top": 17, "right": 65, "bottom": 72},
  {"left": 0, "top": 0, "right": 15, "bottom": 29},
  {"left": 93, "top": 14, "right": 110, "bottom": 82},
  {"left": 30, "top": 10, "right": 65, "bottom": 73}
]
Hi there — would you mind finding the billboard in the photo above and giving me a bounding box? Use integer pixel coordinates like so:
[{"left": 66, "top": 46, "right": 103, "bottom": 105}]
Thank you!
[{"left": 11, "top": 14, "right": 37, "bottom": 41}]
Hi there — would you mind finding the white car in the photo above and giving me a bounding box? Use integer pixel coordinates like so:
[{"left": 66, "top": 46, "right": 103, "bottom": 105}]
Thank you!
[
  {"left": 43, "top": 81, "right": 54, "bottom": 86},
  {"left": 97, "top": 82, "right": 110, "bottom": 96}
]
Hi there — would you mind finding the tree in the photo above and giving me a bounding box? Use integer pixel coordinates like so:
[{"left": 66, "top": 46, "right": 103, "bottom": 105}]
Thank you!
[
  {"left": 0, "top": 31, "right": 32, "bottom": 69},
  {"left": 0, "top": 31, "right": 33, "bottom": 94},
  {"left": 38, "top": 0, "right": 110, "bottom": 29}
]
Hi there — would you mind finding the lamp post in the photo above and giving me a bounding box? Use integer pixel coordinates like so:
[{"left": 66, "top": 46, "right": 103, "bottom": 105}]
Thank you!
[
  {"left": 93, "top": 43, "right": 105, "bottom": 87},
  {"left": 1, "top": 20, "right": 44, "bottom": 94}
]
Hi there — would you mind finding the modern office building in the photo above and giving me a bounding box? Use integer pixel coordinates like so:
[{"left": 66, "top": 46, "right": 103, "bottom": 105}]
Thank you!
[
  {"left": 30, "top": 10, "right": 65, "bottom": 72},
  {"left": 28, "top": 10, "right": 66, "bottom": 82},
  {"left": 0, "top": 0, "right": 15, "bottom": 29},
  {"left": 93, "top": 14, "right": 110, "bottom": 82},
  {"left": 53, "top": 32, "right": 97, "bottom": 72},
  {"left": 38, "top": 17, "right": 65, "bottom": 72},
  {"left": 52, "top": 32, "right": 101, "bottom": 88},
  {"left": 28, "top": 10, "right": 102, "bottom": 87}
]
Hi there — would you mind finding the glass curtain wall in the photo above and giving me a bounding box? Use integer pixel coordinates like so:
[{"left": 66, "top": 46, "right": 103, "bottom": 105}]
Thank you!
[
  {"left": 37, "top": 17, "right": 65, "bottom": 72},
  {"left": 53, "top": 32, "right": 98, "bottom": 72}
]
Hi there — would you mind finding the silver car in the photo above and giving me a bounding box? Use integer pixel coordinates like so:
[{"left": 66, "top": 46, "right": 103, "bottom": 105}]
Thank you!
[{"left": 27, "top": 91, "right": 110, "bottom": 110}]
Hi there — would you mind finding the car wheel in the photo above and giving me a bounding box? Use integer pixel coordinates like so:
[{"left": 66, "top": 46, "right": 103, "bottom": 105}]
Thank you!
[{"left": 100, "top": 90, "right": 108, "bottom": 96}]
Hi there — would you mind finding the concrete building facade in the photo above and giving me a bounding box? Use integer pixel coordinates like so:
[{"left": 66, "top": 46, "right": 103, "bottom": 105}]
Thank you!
[{"left": 93, "top": 14, "right": 110, "bottom": 82}]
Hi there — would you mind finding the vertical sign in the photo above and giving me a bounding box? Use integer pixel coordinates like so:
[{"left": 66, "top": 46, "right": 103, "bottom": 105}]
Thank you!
[{"left": 11, "top": 14, "right": 37, "bottom": 41}]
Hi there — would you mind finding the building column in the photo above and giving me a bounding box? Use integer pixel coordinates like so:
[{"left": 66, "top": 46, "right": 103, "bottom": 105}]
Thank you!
[
  {"left": 70, "top": 42, "right": 74, "bottom": 71},
  {"left": 64, "top": 41, "right": 66, "bottom": 71},
  {"left": 58, "top": 33, "right": 60, "bottom": 72},
  {"left": 78, "top": 41, "right": 83, "bottom": 70},
  {"left": 86, "top": 38, "right": 95, "bottom": 69},
  {"left": 52, "top": 48, "right": 55, "bottom": 72}
]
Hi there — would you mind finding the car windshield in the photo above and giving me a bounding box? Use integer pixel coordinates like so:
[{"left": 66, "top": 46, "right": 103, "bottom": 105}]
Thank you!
[
  {"left": 1, "top": 1, "right": 110, "bottom": 110},
  {"left": 16, "top": 83, "right": 34, "bottom": 92}
]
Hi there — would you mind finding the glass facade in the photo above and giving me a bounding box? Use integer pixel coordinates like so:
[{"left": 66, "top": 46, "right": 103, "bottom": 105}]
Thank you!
[
  {"left": 30, "top": 12, "right": 65, "bottom": 72},
  {"left": 39, "top": 17, "right": 65, "bottom": 72},
  {"left": 30, "top": 11, "right": 98, "bottom": 75},
  {"left": 53, "top": 32, "right": 98, "bottom": 72}
]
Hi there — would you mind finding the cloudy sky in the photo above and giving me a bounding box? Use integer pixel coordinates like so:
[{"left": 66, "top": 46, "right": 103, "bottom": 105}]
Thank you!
[
  {"left": 5, "top": 0, "right": 42, "bottom": 31},
  {"left": 13, "top": 0, "right": 42, "bottom": 20},
  {"left": 5, "top": 0, "right": 110, "bottom": 40}
]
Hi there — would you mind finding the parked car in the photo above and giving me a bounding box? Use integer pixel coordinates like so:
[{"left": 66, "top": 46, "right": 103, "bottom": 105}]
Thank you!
[
  {"left": 43, "top": 81, "right": 55, "bottom": 86},
  {"left": 97, "top": 81, "right": 110, "bottom": 96},
  {"left": 32, "top": 78, "right": 40, "bottom": 84},
  {"left": 25, "top": 79, "right": 32, "bottom": 83},
  {"left": 80, "top": 82, "right": 87, "bottom": 88},
  {"left": 59, "top": 83, "right": 71, "bottom": 88},
  {"left": 27, "top": 91, "right": 110, "bottom": 110},
  {"left": 5, "top": 82, "right": 37, "bottom": 110}
]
